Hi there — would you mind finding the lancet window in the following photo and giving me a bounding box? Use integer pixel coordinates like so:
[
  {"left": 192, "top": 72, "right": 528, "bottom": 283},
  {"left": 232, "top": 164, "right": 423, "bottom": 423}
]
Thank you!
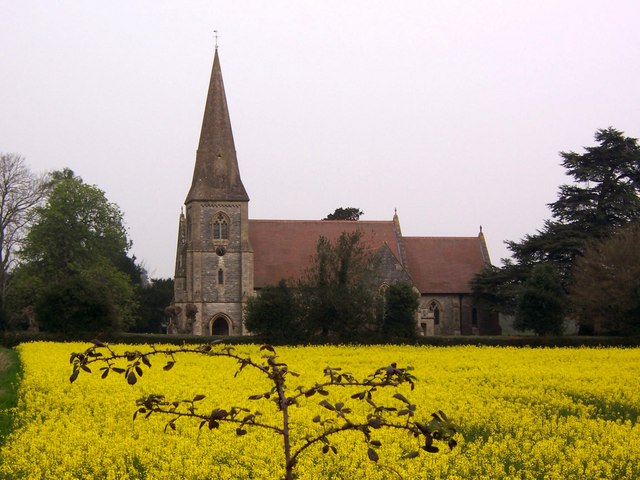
[{"left": 213, "top": 213, "right": 229, "bottom": 240}]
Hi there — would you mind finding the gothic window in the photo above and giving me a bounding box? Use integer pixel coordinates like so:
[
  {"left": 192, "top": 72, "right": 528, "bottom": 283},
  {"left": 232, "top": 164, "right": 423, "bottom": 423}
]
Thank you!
[
  {"left": 218, "top": 269, "right": 224, "bottom": 285},
  {"left": 213, "top": 213, "right": 229, "bottom": 240},
  {"left": 428, "top": 300, "right": 442, "bottom": 326},
  {"left": 472, "top": 308, "right": 478, "bottom": 327},
  {"left": 377, "top": 283, "right": 390, "bottom": 317}
]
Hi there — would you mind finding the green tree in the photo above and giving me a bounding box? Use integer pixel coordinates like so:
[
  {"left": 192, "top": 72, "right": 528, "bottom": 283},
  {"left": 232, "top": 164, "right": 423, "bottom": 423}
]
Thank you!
[
  {"left": 323, "top": 207, "right": 364, "bottom": 221},
  {"left": 13, "top": 170, "right": 138, "bottom": 332},
  {"left": 35, "top": 274, "right": 117, "bottom": 333},
  {"left": 299, "top": 231, "right": 379, "bottom": 340},
  {"left": 569, "top": 222, "right": 640, "bottom": 335},
  {"left": 514, "top": 263, "right": 566, "bottom": 336},
  {"left": 473, "top": 128, "right": 640, "bottom": 317},
  {"left": 509, "top": 128, "right": 640, "bottom": 276},
  {"left": 380, "top": 283, "right": 420, "bottom": 341},
  {"left": 244, "top": 280, "right": 303, "bottom": 342},
  {"left": 133, "top": 277, "right": 174, "bottom": 333}
]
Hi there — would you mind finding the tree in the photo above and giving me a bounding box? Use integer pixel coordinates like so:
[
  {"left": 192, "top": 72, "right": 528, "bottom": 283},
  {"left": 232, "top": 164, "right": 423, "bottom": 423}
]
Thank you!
[
  {"left": 509, "top": 128, "right": 640, "bottom": 277},
  {"left": 13, "top": 170, "right": 138, "bottom": 331},
  {"left": 244, "top": 280, "right": 303, "bottom": 342},
  {"left": 298, "top": 231, "right": 380, "bottom": 340},
  {"left": 70, "top": 341, "right": 458, "bottom": 480},
  {"left": 133, "top": 278, "right": 174, "bottom": 333},
  {"left": 379, "top": 283, "right": 420, "bottom": 341},
  {"left": 0, "top": 153, "right": 49, "bottom": 325},
  {"left": 35, "top": 275, "right": 117, "bottom": 333},
  {"left": 514, "top": 263, "right": 566, "bottom": 336},
  {"left": 569, "top": 222, "right": 640, "bottom": 335},
  {"left": 323, "top": 207, "right": 364, "bottom": 221},
  {"left": 473, "top": 128, "right": 640, "bottom": 318}
]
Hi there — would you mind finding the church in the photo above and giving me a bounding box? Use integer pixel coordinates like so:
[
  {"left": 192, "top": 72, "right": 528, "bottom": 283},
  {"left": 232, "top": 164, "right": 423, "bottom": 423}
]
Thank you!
[{"left": 172, "top": 47, "right": 500, "bottom": 337}]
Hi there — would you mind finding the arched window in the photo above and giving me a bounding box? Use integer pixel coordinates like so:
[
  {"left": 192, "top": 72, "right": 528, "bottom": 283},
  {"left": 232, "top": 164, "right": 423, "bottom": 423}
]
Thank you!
[
  {"left": 218, "top": 268, "right": 224, "bottom": 285},
  {"left": 213, "top": 213, "right": 229, "bottom": 240},
  {"left": 428, "top": 300, "right": 442, "bottom": 325},
  {"left": 472, "top": 308, "right": 478, "bottom": 327}
]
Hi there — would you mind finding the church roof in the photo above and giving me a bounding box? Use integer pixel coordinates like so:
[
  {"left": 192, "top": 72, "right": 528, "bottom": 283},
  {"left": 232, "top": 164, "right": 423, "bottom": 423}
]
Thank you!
[
  {"left": 249, "top": 219, "right": 490, "bottom": 294},
  {"left": 249, "top": 219, "right": 402, "bottom": 288},
  {"left": 186, "top": 48, "right": 249, "bottom": 204},
  {"left": 403, "top": 236, "right": 489, "bottom": 294}
]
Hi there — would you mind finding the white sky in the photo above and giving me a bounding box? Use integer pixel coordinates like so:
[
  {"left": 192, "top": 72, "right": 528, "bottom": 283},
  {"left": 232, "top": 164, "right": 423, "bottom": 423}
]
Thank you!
[{"left": 2, "top": 1, "right": 640, "bottom": 279}]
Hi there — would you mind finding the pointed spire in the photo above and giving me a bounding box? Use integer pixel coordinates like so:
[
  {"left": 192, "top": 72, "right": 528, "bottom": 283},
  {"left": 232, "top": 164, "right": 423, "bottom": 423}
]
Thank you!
[{"left": 186, "top": 48, "right": 249, "bottom": 203}]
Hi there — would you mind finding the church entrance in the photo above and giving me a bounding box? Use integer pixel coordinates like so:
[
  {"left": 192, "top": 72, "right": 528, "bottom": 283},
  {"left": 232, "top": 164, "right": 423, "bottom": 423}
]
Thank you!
[{"left": 210, "top": 316, "right": 230, "bottom": 336}]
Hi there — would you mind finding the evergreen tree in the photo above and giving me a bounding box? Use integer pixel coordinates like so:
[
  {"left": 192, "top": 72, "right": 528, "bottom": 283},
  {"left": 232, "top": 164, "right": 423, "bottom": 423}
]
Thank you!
[
  {"left": 514, "top": 263, "right": 566, "bottom": 336},
  {"left": 473, "top": 128, "right": 640, "bottom": 326}
]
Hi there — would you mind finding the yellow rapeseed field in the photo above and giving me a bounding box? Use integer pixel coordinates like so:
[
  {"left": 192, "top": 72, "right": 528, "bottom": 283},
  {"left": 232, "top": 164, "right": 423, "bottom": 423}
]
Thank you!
[{"left": 1, "top": 342, "right": 639, "bottom": 479}]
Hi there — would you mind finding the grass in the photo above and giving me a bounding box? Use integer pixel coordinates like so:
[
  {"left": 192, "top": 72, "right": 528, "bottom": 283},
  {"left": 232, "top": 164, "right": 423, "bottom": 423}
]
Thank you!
[{"left": 0, "top": 346, "right": 20, "bottom": 445}]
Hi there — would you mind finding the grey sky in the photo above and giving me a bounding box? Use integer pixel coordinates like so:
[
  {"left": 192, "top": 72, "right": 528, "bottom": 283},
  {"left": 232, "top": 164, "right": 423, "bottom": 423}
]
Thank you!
[{"left": 2, "top": 1, "right": 639, "bottom": 278}]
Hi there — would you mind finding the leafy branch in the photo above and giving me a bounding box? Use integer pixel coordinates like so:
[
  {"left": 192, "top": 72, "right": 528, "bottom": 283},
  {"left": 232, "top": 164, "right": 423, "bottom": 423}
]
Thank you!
[{"left": 70, "top": 341, "right": 458, "bottom": 480}]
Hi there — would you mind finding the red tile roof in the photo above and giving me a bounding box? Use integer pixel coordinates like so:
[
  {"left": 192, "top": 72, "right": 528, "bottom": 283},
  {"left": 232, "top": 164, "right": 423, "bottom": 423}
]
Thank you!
[
  {"left": 403, "top": 236, "right": 488, "bottom": 294},
  {"left": 249, "top": 220, "right": 489, "bottom": 294},
  {"left": 249, "top": 220, "right": 401, "bottom": 288}
]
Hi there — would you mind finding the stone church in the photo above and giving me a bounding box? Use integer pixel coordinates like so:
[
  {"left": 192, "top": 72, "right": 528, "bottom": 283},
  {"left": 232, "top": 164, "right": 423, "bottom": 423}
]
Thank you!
[{"left": 172, "top": 47, "right": 500, "bottom": 337}]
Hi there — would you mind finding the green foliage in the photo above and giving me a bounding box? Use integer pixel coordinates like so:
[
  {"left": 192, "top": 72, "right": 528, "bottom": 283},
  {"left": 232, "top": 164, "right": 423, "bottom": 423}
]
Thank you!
[
  {"left": 514, "top": 264, "right": 566, "bottom": 336},
  {"left": 245, "top": 280, "right": 303, "bottom": 342},
  {"left": 9, "top": 170, "right": 138, "bottom": 333},
  {"left": 70, "top": 341, "right": 458, "bottom": 480},
  {"left": 133, "top": 278, "right": 174, "bottom": 333},
  {"left": 299, "top": 231, "right": 380, "bottom": 340},
  {"left": 570, "top": 222, "right": 640, "bottom": 335},
  {"left": 248, "top": 234, "right": 423, "bottom": 342},
  {"left": 473, "top": 128, "right": 640, "bottom": 330},
  {"left": 20, "top": 171, "right": 130, "bottom": 276},
  {"left": 323, "top": 207, "right": 364, "bottom": 221},
  {"left": 380, "top": 283, "right": 420, "bottom": 341},
  {"left": 35, "top": 274, "right": 117, "bottom": 333},
  {"left": 471, "top": 262, "right": 527, "bottom": 315}
]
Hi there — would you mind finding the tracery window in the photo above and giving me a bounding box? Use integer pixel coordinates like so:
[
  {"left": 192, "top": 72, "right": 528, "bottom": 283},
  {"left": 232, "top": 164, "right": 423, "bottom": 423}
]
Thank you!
[
  {"left": 428, "top": 300, "right": 442, "bottom": 325},
  {"left": 213, "top": 213, "right": 229, "bottom": 240}
]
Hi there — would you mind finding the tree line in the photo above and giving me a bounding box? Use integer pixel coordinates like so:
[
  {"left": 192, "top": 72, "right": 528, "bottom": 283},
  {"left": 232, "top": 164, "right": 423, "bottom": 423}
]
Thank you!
[
  {"left": 3, "top": 126, "right": 639, "bottom": 338},
  {"left": 472, "top": 127, "right": 640, "bottom": 336},
  {"left": 0, "top": 157, "right": 172, "bottom": 334}
]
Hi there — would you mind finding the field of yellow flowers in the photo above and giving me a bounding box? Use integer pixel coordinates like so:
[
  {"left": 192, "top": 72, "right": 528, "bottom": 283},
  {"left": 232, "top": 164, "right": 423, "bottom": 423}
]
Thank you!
[{"left": 1, "top": 342, "right": 639, "bottom": 479}]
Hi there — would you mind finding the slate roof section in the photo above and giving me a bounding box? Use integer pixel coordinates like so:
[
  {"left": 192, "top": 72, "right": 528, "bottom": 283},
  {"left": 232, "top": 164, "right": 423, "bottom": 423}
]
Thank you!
[
  {"left": 249, "top": 220, "right": 402, "bottom": 288},
  {"left": 403, "top": 236, "right": 489, "bottom": 294}
]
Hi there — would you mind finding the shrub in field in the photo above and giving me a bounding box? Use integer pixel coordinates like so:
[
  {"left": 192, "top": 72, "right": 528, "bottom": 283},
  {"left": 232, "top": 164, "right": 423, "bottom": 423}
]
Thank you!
[{"left": 70, "top": 340, "right": 457, "bottom": 480}]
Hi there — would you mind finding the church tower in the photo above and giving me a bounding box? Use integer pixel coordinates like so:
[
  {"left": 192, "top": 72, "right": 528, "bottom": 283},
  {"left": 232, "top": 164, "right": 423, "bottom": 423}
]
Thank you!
[{"left": 173, "top": 47, "right": 253, "bottom": 336}]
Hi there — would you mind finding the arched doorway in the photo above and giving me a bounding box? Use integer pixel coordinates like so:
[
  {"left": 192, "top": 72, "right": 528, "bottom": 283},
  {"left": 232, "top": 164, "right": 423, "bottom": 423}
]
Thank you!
[{"left": 210, "top": 315, "right": 230, "bottom": 336}]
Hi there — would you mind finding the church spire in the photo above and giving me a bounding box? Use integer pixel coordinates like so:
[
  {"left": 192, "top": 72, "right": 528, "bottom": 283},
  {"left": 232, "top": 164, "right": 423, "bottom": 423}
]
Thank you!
[{"left": 186, "top": 47, "right": 249, "bottom": 203}]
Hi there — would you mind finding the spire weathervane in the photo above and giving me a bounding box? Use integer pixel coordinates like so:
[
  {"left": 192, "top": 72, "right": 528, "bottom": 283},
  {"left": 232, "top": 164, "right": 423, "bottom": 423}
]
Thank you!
[{"left": 214, "top": 30, "right": 219, "bottom": 50}]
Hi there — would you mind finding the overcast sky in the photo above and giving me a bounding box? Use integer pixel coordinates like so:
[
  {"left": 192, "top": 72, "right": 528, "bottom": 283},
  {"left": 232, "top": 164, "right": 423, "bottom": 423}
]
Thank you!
[{"left": 3, "top": 1, "right": 639, "bottom": 279}]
